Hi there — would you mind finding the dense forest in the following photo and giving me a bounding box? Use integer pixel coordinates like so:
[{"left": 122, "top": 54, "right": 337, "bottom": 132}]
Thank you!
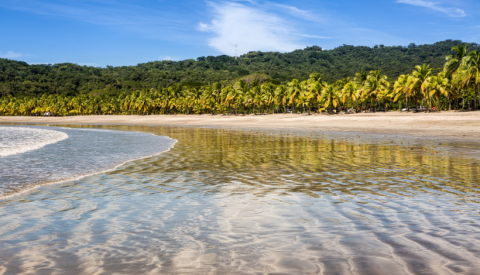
[
  {"left": 1, "top": 41, "right": 479, "bottom": 116},
  {"left": 1, "top": 39, "right": 479, "bottom": 98}
]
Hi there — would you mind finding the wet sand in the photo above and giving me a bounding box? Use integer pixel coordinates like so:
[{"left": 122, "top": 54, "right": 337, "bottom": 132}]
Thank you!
[{"left": 2, "top": 111, "right": 480, "bottom": 142}]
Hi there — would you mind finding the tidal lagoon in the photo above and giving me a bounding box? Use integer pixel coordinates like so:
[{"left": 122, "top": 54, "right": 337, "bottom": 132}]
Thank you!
[{"left": 0, "top": 125, "right": 479, "bottom": 274}]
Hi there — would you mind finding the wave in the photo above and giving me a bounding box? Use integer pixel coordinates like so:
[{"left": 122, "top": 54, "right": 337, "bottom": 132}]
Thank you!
[
  {"left": 0, "top": 126, "right": 176, "bottom": 199},
  {"left": 0, "top": 127, "right": 68, "bottom": 157}
]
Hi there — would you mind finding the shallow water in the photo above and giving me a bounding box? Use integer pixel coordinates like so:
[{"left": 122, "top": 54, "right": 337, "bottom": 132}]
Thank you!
[
  {"left": 0, "top": 126, "right": 175, "bottom": 198},
  {"left": 0, "top": 125, "right": 479, "bottom": 275},
  {"left": 0, "top": 127, "right": 67, "bottom": 158}
]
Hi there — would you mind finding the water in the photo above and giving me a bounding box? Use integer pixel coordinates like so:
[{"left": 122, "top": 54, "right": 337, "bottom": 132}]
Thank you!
[
  {"left": 0, "top": 126, "right": 176, "bottom": 198},
  {"left": 0, "top": 127, "right": 68, "bottom": 157},
  {"left": 0, "top": 125, "right": 479, "bottom": 274}
]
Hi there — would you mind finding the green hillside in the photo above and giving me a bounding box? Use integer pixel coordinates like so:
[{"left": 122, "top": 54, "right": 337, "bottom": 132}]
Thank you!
[{"left": 1, "top": 39, "right": 478, "bottom": 97}]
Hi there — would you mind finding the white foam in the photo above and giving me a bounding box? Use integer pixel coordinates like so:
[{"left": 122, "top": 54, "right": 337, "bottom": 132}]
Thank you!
[{"left": 0, "top": 127, "right": 68, "bottom": 157}]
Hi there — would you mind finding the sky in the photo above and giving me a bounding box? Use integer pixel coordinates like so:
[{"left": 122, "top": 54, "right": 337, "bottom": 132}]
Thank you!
[{"left": 1, "top": 0, "right": 479, "bottom": 67}]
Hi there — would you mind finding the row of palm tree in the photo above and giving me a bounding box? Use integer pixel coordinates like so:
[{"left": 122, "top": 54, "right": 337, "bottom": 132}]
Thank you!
[{"left": 1, "top": 45, "right": 479, "bottom": 116}]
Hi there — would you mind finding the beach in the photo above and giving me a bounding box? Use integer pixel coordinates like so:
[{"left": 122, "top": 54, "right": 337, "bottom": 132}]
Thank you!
[{"left": 2, "top": 111, "right": 480, "bottom": 141}]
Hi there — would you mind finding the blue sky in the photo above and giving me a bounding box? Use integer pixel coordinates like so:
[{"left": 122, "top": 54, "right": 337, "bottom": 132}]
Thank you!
[{"left": 1, "top": 0, "right": 479, "bottom": 67}]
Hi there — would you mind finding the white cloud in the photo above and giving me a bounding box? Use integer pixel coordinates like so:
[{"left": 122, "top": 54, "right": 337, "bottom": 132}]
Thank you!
[
  {"left": 0, "top": 51, "right": 23, "bottom": 59},
  {"left": 159, "top": 55, "right": 179, "bottom": 61},
  {"left": 0, "top": 0, "right": 185, "bottom": 40},
  {"left": 397, "top": 0, "right": 467, "bottom": 17},
  {"left": 270, "top": 3, "right": 320, "bottom": 22},
  {"left": 198, "top": 2, "right": 304, "bottom": 56},
  {"left": 297, "top": 34, "right": 332, "bottom": 39}
]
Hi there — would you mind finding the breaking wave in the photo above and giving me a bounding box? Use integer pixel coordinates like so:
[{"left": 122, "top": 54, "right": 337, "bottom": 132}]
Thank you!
[{"left": 0, "top": 127, "right": 68, "bottom": 157}]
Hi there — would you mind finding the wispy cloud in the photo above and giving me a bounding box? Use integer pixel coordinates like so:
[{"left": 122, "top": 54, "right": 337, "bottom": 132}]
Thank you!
[
  {"left": 297, "top": 34, "right": 332, "bottom": 39},
  {"left": 0, "top": 0, "right": 188, "bottom": 40},
  {"left": 270, "top": 3, "right": 321, "bottom": 22},
  {"left": 0, "top": 51, "right": 23, "bottom": 59},
  {"left": 397, "top": 0, "right": 467, "bottom": 17},
  {"left": 198, "top": 2, "right": 309, "bottom": 55},
  {"left": 160, "top": 55, "right": 179, "bottom": 61}
]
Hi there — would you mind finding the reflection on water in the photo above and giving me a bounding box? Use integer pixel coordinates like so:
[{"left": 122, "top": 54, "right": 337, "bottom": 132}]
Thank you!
[{"left": 0, "top": 125, "right": 479, "bottom": 275}]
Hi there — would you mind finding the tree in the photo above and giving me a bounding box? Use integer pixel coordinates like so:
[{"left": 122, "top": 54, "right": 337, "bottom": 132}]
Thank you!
[
  {"left": 320, "top": 85, "right": 340, "bottom": 112},
  {"left": 341, "top": 81, "right": 358, "bottom": 112},
  {"left": 463, "top": 50, "right": 480, "bottom": 109},
  {"left": 444, "top": 44, "right": 469, "bottom": 78},
  {"left": 410, "top": 64, "right": 432, "bottom": 110},
  {"left": 428, "top": 74, "right": 449, "bottom": 111},
  {"left": 288, "top": 79, "right": 302, "bottom": 113},
  {"left": 364, "top": 70, "right": 389, "bottom": 111}
]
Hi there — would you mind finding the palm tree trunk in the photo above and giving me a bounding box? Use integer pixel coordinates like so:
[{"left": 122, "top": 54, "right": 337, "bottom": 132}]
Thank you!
[
  {"left": 478, "top": 83, "right": 480, "bottom": 111},
  {"left": 474, "top": 89, "right": 477, "bottom": 111},
  {"left": 406, "top": 94, "right": 409, "bottom": 112},
  {"left": 463, "top": 89, "right": 465, "bottom": 110},
  {"left": 468, "top": 91, "right": 471, "bottom": 111}
]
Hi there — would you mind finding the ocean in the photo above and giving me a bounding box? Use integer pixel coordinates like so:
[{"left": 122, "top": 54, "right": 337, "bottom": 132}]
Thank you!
[{"left": 0, "top": 124, "right": 479, "bottom": 274}]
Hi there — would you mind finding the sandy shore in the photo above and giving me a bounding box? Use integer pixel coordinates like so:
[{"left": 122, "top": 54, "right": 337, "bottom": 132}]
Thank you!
[{"left": 1, "top": 111, "right": 480, "bottom": 141}]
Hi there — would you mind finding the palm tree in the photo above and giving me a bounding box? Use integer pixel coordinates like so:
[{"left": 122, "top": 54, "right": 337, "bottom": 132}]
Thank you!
[
  {"left": 275, "top": 85, "right": 288, "bottom": 113},
  {"left": 463, "top": 50, "right": 480, "bottom": 110},
  {"left": 288, "top": 79, "right": 302, "bottom": 113},
  {"left": 410, "top": 64, "right": 432, "bottom": 111},
  {"left": 376, "top": 90, "right": 392, "bottom": 111},
  {"left": 320, "top": 85, "right": 340, "bottom": 113},
  {"left": 342, "top": 81, "right": 358, "bottom": 112},
  {"left": 444, "top": 44, "right": 469, "bottom": 78},
  {"left": 444, "top": 44, "right": 469, "bottom": 110},
  {"left": 262, "top": 83, "right": 276, "bottom": 113},
  {"left": 428, "top": 74, "right": 449, "bottom": 111},
  {"left": 364, "top": 70, "right": 389, "bottom": 111}
]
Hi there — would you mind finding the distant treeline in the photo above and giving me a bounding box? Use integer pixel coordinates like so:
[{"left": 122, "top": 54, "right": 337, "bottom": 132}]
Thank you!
[
  {"left": 1, "top": 42, "right": 479, "bottom": 116},
  {"left": 1, "top": 39, "right": 479, "bottom": 98}
]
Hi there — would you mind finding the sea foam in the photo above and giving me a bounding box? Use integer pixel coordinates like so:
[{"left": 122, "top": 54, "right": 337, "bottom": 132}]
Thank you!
[{"left": 0, "top": 127, "right": 68, "bottom": 157}]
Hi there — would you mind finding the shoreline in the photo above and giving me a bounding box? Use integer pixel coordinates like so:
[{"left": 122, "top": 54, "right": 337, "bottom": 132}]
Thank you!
[{"left": 1, "top": 111, "right": 480, "bottom": 142}]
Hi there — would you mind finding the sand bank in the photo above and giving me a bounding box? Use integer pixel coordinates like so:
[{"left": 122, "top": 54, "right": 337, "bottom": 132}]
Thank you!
[{"left": 1, "top": 111, "right": 480, "bottom": 141}]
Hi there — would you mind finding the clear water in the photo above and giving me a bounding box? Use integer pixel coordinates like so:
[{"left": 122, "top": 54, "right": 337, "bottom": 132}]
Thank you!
[
  {"left": 0, "top": 126, "right": 176, "bottom": 198},
  {"left": 0, "top": 125, "right": 479, "bottom": 275},
  {"left": 0, "top": 127, "right": 68, "bottom": 158}
]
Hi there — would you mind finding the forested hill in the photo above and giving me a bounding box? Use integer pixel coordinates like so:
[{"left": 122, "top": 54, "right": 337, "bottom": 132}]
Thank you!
[{"left": 1, "top": 39, "right": 479, "bottom": 97}]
